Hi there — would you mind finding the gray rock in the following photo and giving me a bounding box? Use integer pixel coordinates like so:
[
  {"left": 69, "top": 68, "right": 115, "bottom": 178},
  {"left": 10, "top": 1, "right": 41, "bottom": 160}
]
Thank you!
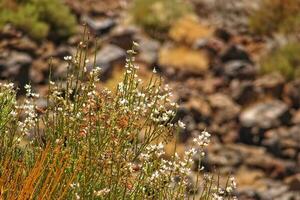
[
  {"left": 240, "top": 100, "right": 290, "bottom": 129},
  {"left": 82, "top": 15, "right": 116, "bottom": 36},
  {"left": 285, "top": 173, "right": 300, "bottom": 191},
  {"left": 255, "top": 73, "right": 285, "bottom": 98},
  {"left": 284, "top": 80, "right": 300, "bottom": 109},
  {"left": 88, "top": 44, "right": 126, "bottom": 80},
  {"left": 221, "top": 45, "right": 251, "bottom": 63},
  {"left": 263, "top": 126, "right": 300, "bottom": 159},
  {"left": 230, "top": 80, "right": 257, "bottom": 104},
  {"left": 109, "top": 26, "right": 139, "bottom": 50},
  {"left": 223, "top": 60, "right": 256, "bottom": 79},
  {"left": 136, "top": 36, "right": 160, "bottom": 65},
  {"left": 0, "top": 51, "right": 32, "bottom": 93},
  {"left": 208, "top": 93, "right": 241, "bottom": 123}
]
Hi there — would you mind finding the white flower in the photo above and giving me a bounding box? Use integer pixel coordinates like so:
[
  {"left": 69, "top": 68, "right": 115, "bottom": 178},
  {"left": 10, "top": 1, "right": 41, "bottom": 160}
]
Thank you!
[
  {"left": 153, "top": 67, "right": 157, "bottom": 73},
  {"left": 64, "top": 56, "right": 72, "bottom": 61},
  {"left": 133, "top": 41, "right": 139, "bottom": 47},
  {"left": 178, "top": 120, "right": 186, "bottom": 129},
  {"left": 94, "top": 188, "right": 110, "bottom": 197},
  {"left": 193, "top": 130, "right": 210, "bottom": 147}
]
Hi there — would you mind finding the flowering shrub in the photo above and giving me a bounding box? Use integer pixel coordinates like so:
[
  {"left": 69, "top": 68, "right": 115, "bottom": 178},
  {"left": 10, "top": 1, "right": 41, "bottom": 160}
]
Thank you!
[{"left": 0, "top": 38, "right": 237, "bottom": 199}]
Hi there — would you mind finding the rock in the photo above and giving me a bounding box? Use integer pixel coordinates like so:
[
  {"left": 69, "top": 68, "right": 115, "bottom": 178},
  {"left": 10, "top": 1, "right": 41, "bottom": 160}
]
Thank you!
[
  {"left": 184, "top": 76, "right": 224, "bottom": 94},
  {"left": 53, "top": 45, "right": 76, "bottom": 58},
  {"left": 183, "top": 97, "right": 212, "bottom": 123},
  {"left": 231, "top": 144, "right": 296, "bottom": 178},
  {"left": 208, "top": 93, "right": 240, "bottom": 123},
  {"left": 214, "top": 28, "right": 232, "bottom": 42},
  {"left": 223, "top": 60, "right": 256, "bottom": 79},
  {"left": 230, "top": 80, "right": 257, "bottom": 105},
  {"left": 236, "top": 189, "right": 261, "bottom": 200},
  {"left": 109, "top": 26, "right": 139, "bottom": 50},
  {"left": 263, "top": 126, "right": 300, "bottom": 159},
  {"left": 136, "top": 35, "right": 160, "bottom": 65},
  {"left": 158, "top": 45, "right": 209, "bottom": 76},
  {"left": 220, "top": 45, "right": 251, "bottom": 63},
  {"left": 203, "top": 143, "right": 243, "bottom": 172},
  {"left": 235, "top": 166, "right": 265, "bottom": 191},
  {"left": 239, "top": 100, "right": 291, "bottom": 144},
  {"left": 292, "top": 109, "right": 300, "bottom": 124},
  {"left": 169, "top": 15, "right": 213, "bottom": 46},
  {"left": 254, "top": 73, "right": 285, "bottom": 98},
  {"left": 240, "top": 100, "right": 290, "bottom": 129},
  {"left": 82, "top": 15, "right": 116, "bottom": 36},
  {"left": 259, "top": 182, "right": 289, "bottom": 200},
  {"left": 0, "top": 51, "right": 32, "bottom": 93},
  {"left": 285, "top": 173, "right": 300, "bottom": 191},
  {"left": 192, "top": 0, "right": 260, "bottom": 32},
  {"left": 8, "top": 37, "right": 37, "bottom": 54},
  {"left": 89, "top": 44, "right": 126, "bottom": 81},
  {"left": 29, "top": 59, "right": 49, "bottom": 84},
  {"left": 0, "top": 24, "right": 21, "bottom": 39},
  {"left": 283, "top": 80, "right": 300, "bottom": 109}
]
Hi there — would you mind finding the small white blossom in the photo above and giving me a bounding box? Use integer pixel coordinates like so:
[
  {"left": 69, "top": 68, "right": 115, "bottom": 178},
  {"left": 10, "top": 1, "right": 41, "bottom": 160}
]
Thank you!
[{"left": 178, "top": 120, "right": 186, "bottom": 129}]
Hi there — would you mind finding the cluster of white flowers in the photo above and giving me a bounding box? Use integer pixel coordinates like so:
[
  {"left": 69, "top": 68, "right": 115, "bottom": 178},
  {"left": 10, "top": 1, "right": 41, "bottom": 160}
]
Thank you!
[
  {"left": 0, "top": 82, "right": 14, "bottom": 90},
  {"left": 140, "top": 143, "right": 165, "bottom": 161},
  {"left": 94, "top": 188, "right": 110, "bottom": 197},
  {"left": 64, "top": 55, "right": 72, "bottom": 61},
  {"left": 226, "top": 176, "right": 237, "bottom": 193},
  {"left": 193, "top": 130, "right": 211, "bottom": 148},
  {"left": 24, "top": 84, "right": 39, "bottom": 98},
  {"left": 17, "top": 84, "right": 39, "bottom": 137}
]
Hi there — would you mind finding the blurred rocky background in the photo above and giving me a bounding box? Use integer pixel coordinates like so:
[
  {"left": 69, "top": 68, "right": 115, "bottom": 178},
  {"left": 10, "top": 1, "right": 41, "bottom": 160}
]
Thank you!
[{"left": 0, "top": 0, "right": 300, "bottom": 199}]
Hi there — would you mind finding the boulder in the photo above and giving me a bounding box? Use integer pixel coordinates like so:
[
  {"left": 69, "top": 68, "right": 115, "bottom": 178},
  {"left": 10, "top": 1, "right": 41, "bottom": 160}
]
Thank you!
[
  {"left": 220, "top": 45, "right": 251, "bottom": 63},
  {"left": 136, "top": 35, "right": 160, "bottom": 65},
  {"left": 240, "top": 100, "right": 290, "bottom": 129},
  {"left": 0, "top": 51, "right": 32, "bottom": 93},
  {"left": 223, "top": 60, "right": 256, "bottom": 79},
  {"left": 208, "top": 93, "right": 241, "bottom": 123},
  {"left": 183, "top": 97, "right": 212, "bottom": 123},
  {"left": 285, "top": 173, "right": 300, "bottom": 191},
  {"left": 255, "top": 73, "right": 285, "bottom": 98},
  {"left": 82, "top": 15, "right": 116, "bottom": 36},
  {"left": 283, "top": 80, "right": 300, "bottom": 109},
  {"left": 263, "top": 126, "right": 300, "bottom": 159},
  {"left": 230, "top": 80, "right": 257, "bottom": 105},
  {"left": 109, "top": 26, "right": 139, "bottom": 50},
  {"left": 88, "top": 44, "right": 126, "bottom": 80}
]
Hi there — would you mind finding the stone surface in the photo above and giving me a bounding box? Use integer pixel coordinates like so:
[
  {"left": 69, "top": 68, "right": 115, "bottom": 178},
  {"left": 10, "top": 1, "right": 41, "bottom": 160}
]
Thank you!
[
  {"left": 223, "top": 60, "right": 255, "bottom": 79},
  {"left": 208, "top": 93, "right": 240, "bottom": 123},
  {"left": 220, "top": 45, "right": 251, "bottom": 63},
  {"left": 0, "top": 51, "right": 32, "bottom": 93},
  {"left": 284, "top": 80, "right": 300, "bottom": 109},
  {"left": 82, "top": 15, "right": 116, "bottom": 36},
  {"left": 240, "top": 100, "right": 290, "bottom": 129},
  {"left": 285, "top": 173, "right": 300, "bottom": 191},
  {"left": 255, "top": 73, "right": 285, "bottom": 98},
  {"left": 89, "top": 44, "right": 126, "bottom": 80},
  {"left": 136, "top": 35, "right": 160, "bottom": 65},
  {"left": 230, "top": 80, "right": 257, "bottom": 105}
]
